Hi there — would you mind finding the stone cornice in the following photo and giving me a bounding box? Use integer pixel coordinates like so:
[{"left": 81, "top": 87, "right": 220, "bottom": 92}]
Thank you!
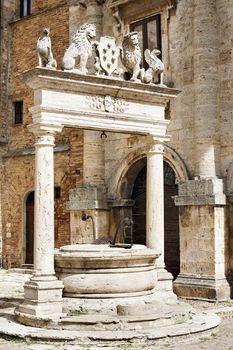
[
  {"left": 105, "top": 0, "right": 171, "bottom": 9},
  {"left": 105, "top": 0, "right": 132, "bottom": 8},
  {"left": 22, "top": 68, "right": 180, "bottom": 104},
  {"left": 66, "top": 0, "right": 105, "bottom": 6}
]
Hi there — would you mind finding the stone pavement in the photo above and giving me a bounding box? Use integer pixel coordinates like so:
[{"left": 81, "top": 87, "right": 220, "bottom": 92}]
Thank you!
[{"left": 0, "top": 269, "right": 232, "bottom": 349}]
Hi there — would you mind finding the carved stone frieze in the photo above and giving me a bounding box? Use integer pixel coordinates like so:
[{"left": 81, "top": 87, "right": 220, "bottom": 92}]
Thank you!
[
  {"left": 86, "top": 94, "right": 128, "bottom": 113},
  {"left": 86, "top": 95, "right": 104, "bottom": 110}
]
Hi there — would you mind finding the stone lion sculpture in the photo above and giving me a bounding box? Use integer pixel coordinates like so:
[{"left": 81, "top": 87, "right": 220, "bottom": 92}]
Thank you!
[
  {"left": 61, "top": 23, "right": 96, "bottom": 74},
  {"left": 37, "top": 28, "right": 57, "bottom": 69},
  {"left": 120, "top": 32, "right": 142, "bottom": 82}
]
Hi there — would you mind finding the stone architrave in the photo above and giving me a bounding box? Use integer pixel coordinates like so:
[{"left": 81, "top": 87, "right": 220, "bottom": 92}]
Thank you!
[{"left": 96, "top": 36, "right": 120, "bottom": 76}]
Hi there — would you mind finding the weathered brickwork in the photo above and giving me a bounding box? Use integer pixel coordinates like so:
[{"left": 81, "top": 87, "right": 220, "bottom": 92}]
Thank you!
[
  {"left": 9, "top": 3, "right": 70, "bottom": 149},
  {"left": 0, "top": 0, "right": 85, "bottom": 267},
  {"left": 2, "top": 128, "right": 84, "bottom": 267}
]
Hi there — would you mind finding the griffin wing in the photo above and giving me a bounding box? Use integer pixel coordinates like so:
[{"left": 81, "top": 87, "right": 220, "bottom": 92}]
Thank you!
[{"left": 144, "top": 49, "right": 164, "bottom": 72}]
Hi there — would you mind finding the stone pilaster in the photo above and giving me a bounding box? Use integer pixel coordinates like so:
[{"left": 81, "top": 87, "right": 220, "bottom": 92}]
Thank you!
[
  {"left": 193, "top": 0, "right": 220, "bottom": 177},
  {"left": 174, "top": 178, "right": 230, "bottom": 300},
  {"left": 16, "top": 126, "right": 64, "bottom": 326},
  {"left": 86, "top": 0, "right": 103, "bottom": 39},
  {"left": 146, "top": 137, "right": 175, "bottom": 298}
]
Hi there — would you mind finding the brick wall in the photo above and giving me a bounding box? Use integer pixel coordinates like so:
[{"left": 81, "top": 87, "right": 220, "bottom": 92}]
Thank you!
[{"left": 0, "top": 1, "right": 86, "bottom": 267}]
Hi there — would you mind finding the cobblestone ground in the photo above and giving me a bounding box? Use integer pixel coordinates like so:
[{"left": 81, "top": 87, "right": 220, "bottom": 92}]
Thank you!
[{"left": 0, "top": 269, "right": 233, "bottom": 350}]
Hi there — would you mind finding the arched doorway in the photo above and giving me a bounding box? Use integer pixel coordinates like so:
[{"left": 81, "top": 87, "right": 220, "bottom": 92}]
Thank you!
[
  {"left": 25, "top": 191, "right": 34, "bottom": 265},
  {"left": 132, "top": 161, "right": 180, "bottom": 279}
]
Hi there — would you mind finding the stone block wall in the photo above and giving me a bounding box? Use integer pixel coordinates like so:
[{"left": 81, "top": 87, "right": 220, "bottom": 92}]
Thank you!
[{"left": 217, "top": 0, "right": 233, "bottom": 176}]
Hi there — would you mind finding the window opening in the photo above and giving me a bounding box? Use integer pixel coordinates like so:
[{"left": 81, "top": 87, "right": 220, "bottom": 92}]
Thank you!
[
  {"left": 20, "top": 0, "right": 32, "bottom": 17},
  {"left": 14, "top": 101, "right": 23, "bottom": 125},
  {"left": 130, "top": 14, "right": 161, "bottom": 68}
]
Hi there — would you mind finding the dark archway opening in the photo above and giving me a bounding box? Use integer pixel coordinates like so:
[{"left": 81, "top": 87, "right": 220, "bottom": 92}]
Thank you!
[
  {"left": 25, "top": 191, "right": 34, "bottom": 265},
  {"left": 132, "top": 161, "right": 180, "bottom": 279}
]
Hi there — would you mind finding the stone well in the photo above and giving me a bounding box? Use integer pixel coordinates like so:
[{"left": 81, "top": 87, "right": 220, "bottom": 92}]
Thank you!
[
  {"left": 55, "top": 244, "right": 159, "bottom": 298},
  {"left": 53, "top": 244, "right": 196, "bottom": 333}
]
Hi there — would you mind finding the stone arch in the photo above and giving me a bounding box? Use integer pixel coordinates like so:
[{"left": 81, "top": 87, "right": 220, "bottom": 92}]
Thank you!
[
  {"left": 108, "top": 144, "right": 188, "bottom": 279},
  {"left": 109, "top": 144, "right": 189, "bottom": 200}
]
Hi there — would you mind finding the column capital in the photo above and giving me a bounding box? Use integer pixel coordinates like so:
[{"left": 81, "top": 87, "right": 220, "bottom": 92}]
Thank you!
[
  {"left": 35, "top": 134, "right": 55, "bottom": 148},
  {"left": 146, "top": 135, "right": 165, "bottom": 155}
]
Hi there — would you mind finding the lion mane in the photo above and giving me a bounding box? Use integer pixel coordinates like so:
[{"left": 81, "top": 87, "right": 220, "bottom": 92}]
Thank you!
[
  {"left": 121, "top": 32, "right": 142, "bottom": 74},
  {"left": 61, "top": 23, "right": 96, "bottom": 74}
]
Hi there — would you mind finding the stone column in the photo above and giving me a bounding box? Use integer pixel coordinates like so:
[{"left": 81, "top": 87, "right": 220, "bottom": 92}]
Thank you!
[
  {"left": 33, "top": 133, "right": 57, "bottom": 274},
  {"left": 146, "top": 137, "right": 174, "bottom": 297},
  {"left": 16, "top": 127, "right": 64, "bottom": 326}
]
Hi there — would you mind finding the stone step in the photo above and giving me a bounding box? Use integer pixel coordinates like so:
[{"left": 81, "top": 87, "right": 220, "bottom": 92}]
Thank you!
[{"left": 58, "top": 310, "right": 193, "bottom": 331}]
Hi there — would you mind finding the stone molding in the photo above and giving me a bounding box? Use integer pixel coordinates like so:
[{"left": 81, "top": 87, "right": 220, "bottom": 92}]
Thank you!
[
  {"left": 105, "top": 0, "right": 132, "bottom": 8},
  {"left": 22, "top": 68, "right": 179, "bottom": 138},
  {"left": 105, "top": 0, "right": 170, "bottom": 8},
  {"left": 28, "top": 122, "right": 63, "bottom": 136},
  {"left": 174, "top": 273, "right": 230, "bottom": 300},
  {"left": 3, "top": 144, "right": 70, "bottom": 158},
  {"left": 174, "top": 178, "right": 226, "bottom": 206}
]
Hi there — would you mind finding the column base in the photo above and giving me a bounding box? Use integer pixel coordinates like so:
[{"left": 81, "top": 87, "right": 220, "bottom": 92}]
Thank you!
[
  {"left": 15, "top": 275, "right": 65, "bottom": 327},
  {"left": 154, "top": 267, "right": 177, "bottom": 302},
  {"left": 173, "top": 273, "right": 230, "bottom": 300}
]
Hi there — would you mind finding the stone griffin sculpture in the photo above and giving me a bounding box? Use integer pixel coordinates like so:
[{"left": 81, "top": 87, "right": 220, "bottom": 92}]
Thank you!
[
  {"left": 37, "top": 28, "right": 57, "bottom": 69},
  {"left": 61, "top": 23, "right": 96, "bottom": 74},
  {"left": 120, "top": 32, "right": 142, "bottom": 82},
  {"left": 143, "top": 49, "right": 165, "bottom": 85}
]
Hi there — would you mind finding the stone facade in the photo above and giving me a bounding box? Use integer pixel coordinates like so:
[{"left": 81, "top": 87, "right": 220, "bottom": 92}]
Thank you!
[{"left": 1, "top": 0, "right": 233, "bottom": 300}]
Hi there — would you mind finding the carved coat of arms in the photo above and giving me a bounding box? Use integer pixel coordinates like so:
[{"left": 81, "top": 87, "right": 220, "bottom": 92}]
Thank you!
[{"left": 95, "top": 36, "right": 120, "bottom": 77}]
